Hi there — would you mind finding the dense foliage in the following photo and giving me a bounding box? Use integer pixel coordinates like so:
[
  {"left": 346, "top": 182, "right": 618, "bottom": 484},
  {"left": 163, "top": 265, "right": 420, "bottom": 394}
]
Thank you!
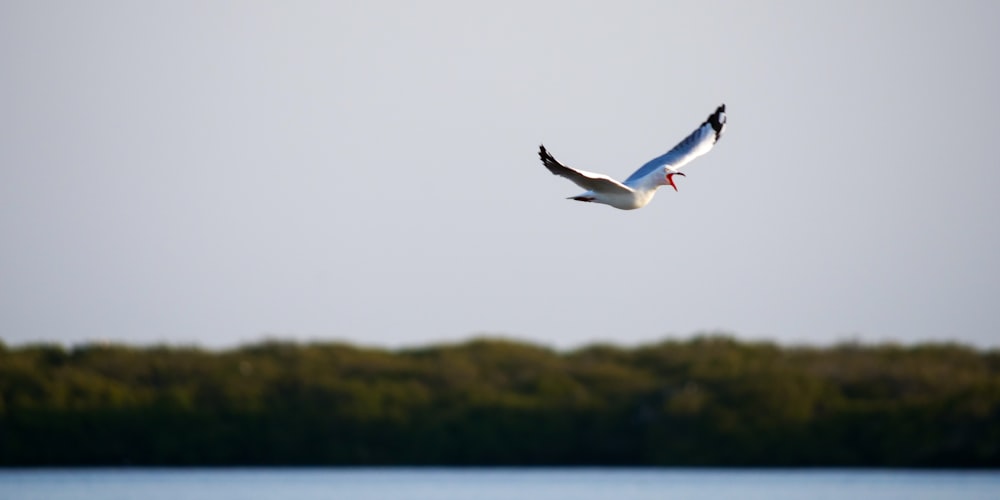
[{"left": 1, "top": 336, "right": 998, "bottom": 466}]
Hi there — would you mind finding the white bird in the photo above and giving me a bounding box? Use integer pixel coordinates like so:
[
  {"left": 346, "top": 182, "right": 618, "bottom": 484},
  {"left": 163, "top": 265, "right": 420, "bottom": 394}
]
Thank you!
[{"left": 539, "top": 104, "right": 727, "bottom": 210}]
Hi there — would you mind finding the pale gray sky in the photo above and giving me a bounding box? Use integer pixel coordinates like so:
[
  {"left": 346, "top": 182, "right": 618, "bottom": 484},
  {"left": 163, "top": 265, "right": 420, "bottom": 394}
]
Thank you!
[{"left": 2, "top": 1, "right": 998, "bottom": 349}]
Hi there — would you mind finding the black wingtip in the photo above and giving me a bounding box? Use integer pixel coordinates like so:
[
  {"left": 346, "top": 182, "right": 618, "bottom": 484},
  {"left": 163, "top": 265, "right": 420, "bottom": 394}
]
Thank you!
[
  {"left": 538, "top": 144, "right": 552, "bottom": 164},
  {"left": 707, "top": 104, "right": 727, "bottom": 141},
  {"left": 538, "top": 144, "right": 563, "bottom": 175}
]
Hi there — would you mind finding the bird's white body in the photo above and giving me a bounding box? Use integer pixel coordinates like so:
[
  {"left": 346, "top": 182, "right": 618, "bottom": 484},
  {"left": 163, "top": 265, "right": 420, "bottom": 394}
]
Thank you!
[
  {"left": 551, "top": 169, "right": 660, "bottom": 210},
  {"left": 598, "top": 188, "right": 655, "bottom": 211},
  {"left": 539, "top": 104, "right": 727, "bottom": 210}
]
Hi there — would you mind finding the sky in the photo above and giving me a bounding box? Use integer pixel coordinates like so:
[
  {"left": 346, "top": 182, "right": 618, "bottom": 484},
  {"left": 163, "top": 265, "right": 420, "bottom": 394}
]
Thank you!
[{"left": 2, "top": 1, "right": 999, "bottom": 350}]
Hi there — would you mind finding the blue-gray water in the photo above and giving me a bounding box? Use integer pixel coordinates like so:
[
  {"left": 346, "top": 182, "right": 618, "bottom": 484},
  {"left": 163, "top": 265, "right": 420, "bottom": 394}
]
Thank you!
[{"left": 2, "top": 468, "right": 998, "bottom": 500}]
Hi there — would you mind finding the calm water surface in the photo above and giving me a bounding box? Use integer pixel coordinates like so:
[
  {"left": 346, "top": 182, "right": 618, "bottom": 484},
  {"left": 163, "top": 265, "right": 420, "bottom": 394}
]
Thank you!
[{"left": 1, "top": 468, "right": 998, "bottom": 500}]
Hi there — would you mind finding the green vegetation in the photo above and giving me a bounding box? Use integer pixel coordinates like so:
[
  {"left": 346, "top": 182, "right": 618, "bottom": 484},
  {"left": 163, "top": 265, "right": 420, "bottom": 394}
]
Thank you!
[{"left": 1, "top": 336, "right": 998, "bottom": 466}]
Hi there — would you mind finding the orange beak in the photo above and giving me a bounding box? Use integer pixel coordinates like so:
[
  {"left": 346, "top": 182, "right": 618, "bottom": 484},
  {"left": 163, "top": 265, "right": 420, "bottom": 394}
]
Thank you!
[{"left": 666, "top": 172, "right": 686, "bottom": 191}]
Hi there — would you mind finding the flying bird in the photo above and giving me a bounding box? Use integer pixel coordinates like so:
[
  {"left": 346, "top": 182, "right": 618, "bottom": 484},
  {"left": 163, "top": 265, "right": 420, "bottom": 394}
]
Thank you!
[{"left": 539, "top": 104, "right": 727, "bottom": 210}]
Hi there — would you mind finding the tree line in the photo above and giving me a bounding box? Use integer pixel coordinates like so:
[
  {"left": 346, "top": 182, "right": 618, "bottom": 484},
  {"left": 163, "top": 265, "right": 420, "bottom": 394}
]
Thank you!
[{"left": 1, "top": 336, "right": 998, "bottom": 466}]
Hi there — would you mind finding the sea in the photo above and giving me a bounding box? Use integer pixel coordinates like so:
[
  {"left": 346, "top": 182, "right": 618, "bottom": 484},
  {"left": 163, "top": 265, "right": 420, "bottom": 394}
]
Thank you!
[{"left": 1, "top": 468, "right": 998, "bottom": 500}]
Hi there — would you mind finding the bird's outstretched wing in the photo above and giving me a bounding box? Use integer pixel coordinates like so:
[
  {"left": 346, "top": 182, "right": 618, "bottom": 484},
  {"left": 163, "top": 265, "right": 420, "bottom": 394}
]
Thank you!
[
  {"left": 539, "top": 145, "right": 633, "bottom": 195},
  {"left": 623, "top": 104, "right": 727, "bottom": 185}
]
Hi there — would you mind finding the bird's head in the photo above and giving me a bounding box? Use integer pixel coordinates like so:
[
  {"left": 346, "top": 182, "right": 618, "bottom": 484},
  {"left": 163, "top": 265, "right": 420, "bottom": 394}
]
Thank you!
[{"left": 664, "top": 171, "right": 686, "bottom": 191}]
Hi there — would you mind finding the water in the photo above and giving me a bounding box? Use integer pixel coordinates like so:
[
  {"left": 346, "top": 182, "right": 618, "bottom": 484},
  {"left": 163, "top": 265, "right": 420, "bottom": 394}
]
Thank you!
[{"left": 1, "top": 468, "right": 998, "bottom": 500}]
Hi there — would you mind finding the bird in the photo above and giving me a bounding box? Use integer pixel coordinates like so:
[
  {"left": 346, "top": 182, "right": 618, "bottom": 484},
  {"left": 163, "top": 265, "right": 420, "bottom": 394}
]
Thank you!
[{"left": 538, "top": 104, "right": 726, "bottom": 210}]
